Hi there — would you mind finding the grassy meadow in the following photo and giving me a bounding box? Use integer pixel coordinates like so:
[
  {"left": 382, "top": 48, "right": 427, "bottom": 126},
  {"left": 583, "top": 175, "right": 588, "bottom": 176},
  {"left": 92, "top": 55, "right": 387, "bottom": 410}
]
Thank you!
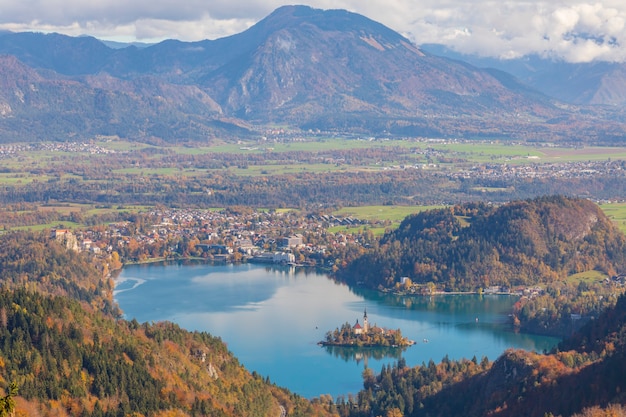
[
  {"left": 566, "top": 270, "right": 609, "bottom": 285},
  {"left": 600, "top": 202, "right": 626, "bottom": 235},
  {"left": 333, "top": 205, "right": 443, "bottom": 222}
]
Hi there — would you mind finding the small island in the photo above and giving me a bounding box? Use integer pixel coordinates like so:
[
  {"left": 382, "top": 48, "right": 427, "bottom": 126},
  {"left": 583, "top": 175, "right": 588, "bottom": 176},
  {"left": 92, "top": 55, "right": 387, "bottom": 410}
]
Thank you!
[{"left": 319, "top": 309, "right": 414, "bottom": 347}]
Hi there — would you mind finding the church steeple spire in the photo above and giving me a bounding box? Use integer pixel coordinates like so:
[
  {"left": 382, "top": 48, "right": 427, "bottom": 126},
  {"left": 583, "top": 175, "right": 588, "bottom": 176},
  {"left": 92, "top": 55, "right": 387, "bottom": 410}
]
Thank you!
[{"left": 363, "top": 308, "right": 369, "bottom": 332}]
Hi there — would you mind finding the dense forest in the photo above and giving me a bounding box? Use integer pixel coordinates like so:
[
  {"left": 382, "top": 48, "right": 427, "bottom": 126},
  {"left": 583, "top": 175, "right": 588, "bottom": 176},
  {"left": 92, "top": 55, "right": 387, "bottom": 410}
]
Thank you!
[
  {"left": 0, "top": 231, "right": 333, "bottom": 417},
  {"left": 0, "top": 231, "right": 117, "bottom": 313},
  {"left": 338, "top": 196, "right": 626, "bottom": 290}
]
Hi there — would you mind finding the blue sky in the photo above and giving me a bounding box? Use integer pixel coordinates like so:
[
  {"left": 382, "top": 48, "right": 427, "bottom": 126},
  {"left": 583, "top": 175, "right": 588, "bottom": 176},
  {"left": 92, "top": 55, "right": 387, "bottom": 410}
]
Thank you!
[{"left": 0, "top": 0, "right": 624, "bottom": 63}]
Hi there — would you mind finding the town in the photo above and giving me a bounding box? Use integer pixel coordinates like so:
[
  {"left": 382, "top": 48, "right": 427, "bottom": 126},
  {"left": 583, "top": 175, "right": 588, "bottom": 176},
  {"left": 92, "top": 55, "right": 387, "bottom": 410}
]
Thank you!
[{"left": 49, "top": 206, "right": 376, "bottom": 270}]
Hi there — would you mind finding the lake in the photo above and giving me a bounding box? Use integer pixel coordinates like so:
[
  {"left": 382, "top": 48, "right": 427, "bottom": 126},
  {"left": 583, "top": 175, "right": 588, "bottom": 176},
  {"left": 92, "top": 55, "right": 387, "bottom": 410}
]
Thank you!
[{"left": 114, "top": 262, "right": 559, "bottom": 399}]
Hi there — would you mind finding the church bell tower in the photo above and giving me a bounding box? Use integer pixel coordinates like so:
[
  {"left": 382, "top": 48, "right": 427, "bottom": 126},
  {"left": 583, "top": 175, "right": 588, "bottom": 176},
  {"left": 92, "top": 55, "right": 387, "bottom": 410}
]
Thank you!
[{"left": 363, "top": 308, "right": 369, "bottom": 332}]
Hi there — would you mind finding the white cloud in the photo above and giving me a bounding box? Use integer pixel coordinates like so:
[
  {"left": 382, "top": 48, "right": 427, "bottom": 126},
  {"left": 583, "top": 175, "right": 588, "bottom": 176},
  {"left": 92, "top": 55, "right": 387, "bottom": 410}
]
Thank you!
[{"left": 0, "top": 0, "right": 625, "bottom": 62}]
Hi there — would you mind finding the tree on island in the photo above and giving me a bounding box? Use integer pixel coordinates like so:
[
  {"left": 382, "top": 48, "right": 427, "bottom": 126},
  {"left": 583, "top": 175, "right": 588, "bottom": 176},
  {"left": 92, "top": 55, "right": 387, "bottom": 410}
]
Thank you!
[{"left": 321, "top": 311, "right": 412, "bottom": 347}]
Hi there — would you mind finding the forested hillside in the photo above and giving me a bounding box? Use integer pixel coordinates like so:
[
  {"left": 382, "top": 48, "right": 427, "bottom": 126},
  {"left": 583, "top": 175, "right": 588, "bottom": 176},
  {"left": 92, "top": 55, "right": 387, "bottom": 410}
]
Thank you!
[
  {"left": 0, "top": 231, "right": 333, "bottom": 417},
  {"left": 0, "top": 231, "right": 118, "bottom": 315},
  {"left": 336, "top": 293, "right": 626, "bottom": 417},
  {"left": 338, "top": 196, "right": 626, "bottom": 291}
]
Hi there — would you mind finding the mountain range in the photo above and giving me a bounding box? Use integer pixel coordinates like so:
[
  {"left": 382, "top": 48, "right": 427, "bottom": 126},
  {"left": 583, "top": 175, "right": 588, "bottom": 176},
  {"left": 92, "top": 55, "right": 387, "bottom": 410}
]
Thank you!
[
  {"left": 421, "top": 44, "right": 626, "bottom": 106},
  {"left": 0, "top": 5, "right": 625, "bottom": 143}
]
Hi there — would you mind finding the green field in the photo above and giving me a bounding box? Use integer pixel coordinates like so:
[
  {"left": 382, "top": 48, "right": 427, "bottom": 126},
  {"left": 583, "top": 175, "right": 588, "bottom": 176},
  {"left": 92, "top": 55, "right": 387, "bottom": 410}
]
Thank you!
[
  {"left": 333, "top": 205, "right": 443, "bottom": 222},
  {"left": 149, "top": 140, "right": 626, "bottom": 164},
  {"left": 108, "top": 140, "right": 626, "bottom": 173},
  {"left": 112, "top": 167, "right": 204, "bottom": 176},
  {"left": 36, "top": 203, "right": 151, "bottom": 215},
  {"left": 3, "top": 140, "right": 626, "bottom": 182},
  {"left": 566, "top": 270, "right": 608, "bottom": 285},
  {"left": 0, "top": 173, "right": 50, "bottom": 185},
  {"left": 600, "top": 202, "right": 626, "bottom": 235},
  {"left": 95, "top": 137, "right": 622, "bottom": 156},
  {"left": 13, "top": 221, "right": 82, "bottom": 231},
  {"left": 327, "top": 225, "right": 389, "bottom": 236}
]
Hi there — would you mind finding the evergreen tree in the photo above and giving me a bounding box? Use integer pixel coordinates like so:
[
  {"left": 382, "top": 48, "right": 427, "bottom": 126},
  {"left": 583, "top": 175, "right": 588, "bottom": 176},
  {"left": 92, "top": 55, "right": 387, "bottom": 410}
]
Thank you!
[{"left": 0, "top": 383, "right": 17, "bottom": 417}]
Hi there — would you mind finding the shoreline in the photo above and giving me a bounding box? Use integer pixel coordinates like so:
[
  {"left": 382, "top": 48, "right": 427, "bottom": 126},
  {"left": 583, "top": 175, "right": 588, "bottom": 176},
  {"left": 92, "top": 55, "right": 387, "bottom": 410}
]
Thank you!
[
  {"left": 110, "top": 259, "right": 566, "bottom": 339},
  {"left": 318, "top": 340, "right": 415, "bottom": 348}
]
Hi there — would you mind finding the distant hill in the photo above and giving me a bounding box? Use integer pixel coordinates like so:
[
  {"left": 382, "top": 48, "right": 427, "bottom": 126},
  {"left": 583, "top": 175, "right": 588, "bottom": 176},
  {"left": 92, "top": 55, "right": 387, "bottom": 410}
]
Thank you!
[
  {"left": 421, "top": 44, "right": 626, "bottom": 106},
  {"left": 0, "top": 6, "right": 625, "bottom": 143},
  {"left": 0, "top": 53, "right": 250, "bottom": 142},
  {"left": 338, "top": 196, "right": 626, "bottom": 290}
]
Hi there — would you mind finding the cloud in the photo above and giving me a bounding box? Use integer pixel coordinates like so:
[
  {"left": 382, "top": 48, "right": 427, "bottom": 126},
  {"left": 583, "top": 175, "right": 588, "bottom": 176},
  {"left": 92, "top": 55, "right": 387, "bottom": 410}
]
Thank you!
[
  {"left": 407, "top": 0, "right": 626, "bottom": 63},
  {"left": 0, "top": 0, "right": 625, "bottom": 63}
]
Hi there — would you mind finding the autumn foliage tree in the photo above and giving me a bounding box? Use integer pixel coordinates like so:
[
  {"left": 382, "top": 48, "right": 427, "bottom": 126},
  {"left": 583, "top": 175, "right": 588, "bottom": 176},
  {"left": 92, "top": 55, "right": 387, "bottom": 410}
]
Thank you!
[
  {"left": 0, "top": 383, "right": 17, "bottom": 417},
  {"left": 339, "top": 196, "right": 626, "bottom": 292}
]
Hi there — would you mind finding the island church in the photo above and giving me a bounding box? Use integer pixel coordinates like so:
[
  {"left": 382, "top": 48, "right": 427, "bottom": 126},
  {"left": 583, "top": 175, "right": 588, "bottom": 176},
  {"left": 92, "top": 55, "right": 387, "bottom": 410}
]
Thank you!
[
  {"left": 353, "top": 309, "right": 369, "bottom": 335},
  {"left": 320, "top": 308, "right": 413, "bottom": 347}
]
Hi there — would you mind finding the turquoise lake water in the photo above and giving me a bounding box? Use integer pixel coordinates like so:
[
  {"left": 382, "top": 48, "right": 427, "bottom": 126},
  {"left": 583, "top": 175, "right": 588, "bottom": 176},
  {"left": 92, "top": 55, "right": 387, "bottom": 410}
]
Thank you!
[{"left": 114, "top": 262, "right": 559, "bottom": 399}]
